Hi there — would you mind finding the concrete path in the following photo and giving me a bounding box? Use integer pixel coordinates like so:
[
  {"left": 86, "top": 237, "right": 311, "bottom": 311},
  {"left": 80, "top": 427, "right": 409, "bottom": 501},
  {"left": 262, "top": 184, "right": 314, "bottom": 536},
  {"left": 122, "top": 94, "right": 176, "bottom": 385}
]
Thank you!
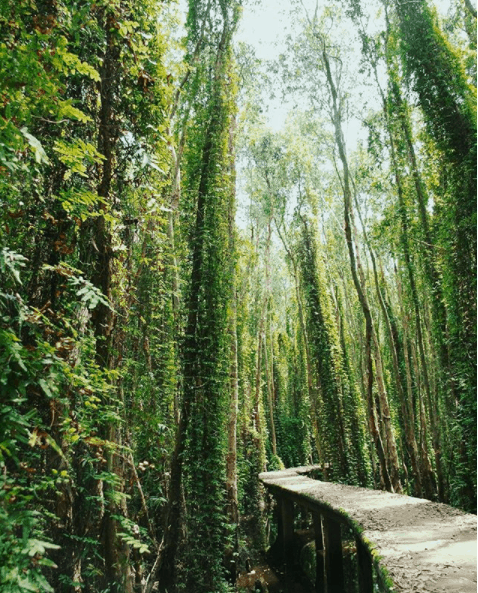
[{"left": 260, "top": 466, "right": 477, "bottom": 593}]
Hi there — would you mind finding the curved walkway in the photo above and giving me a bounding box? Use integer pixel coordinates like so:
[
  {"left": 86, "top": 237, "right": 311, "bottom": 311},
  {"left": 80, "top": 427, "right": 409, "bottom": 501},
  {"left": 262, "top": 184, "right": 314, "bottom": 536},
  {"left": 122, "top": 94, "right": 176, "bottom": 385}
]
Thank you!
[{"left": 260, "top": 466, "right": 477, "bottom": 593}]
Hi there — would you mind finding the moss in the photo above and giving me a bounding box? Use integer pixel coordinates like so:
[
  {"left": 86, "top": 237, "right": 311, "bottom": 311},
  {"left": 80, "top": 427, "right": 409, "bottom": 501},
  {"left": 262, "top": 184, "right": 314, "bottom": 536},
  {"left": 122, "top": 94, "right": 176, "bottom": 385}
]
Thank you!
[{"left": 374, "top": 558, "right": 396, "bottom": 592}]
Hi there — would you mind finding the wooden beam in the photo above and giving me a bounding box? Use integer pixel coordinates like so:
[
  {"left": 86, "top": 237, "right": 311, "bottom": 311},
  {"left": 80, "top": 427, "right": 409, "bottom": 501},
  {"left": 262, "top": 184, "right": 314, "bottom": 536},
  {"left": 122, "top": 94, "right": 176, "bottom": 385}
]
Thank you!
[
  {"left": 279, "top": 496, "right": 295, "bottom": 566},
  {"left": 313, "top": 512, "right": 325, "bottom": 592},
  {"left": 356, "top": 536, "right": 374, "bottom": 593},
  {"left": 323, "top": 515, "right": 345, "bottom": 593}
]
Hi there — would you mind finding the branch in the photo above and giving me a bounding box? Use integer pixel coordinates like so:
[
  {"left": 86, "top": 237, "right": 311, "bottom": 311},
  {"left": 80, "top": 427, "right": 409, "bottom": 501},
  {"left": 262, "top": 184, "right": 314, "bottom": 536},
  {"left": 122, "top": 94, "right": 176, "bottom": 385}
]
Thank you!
[{"left": 126, "top": 453, "right": 157, "bottom": 547}]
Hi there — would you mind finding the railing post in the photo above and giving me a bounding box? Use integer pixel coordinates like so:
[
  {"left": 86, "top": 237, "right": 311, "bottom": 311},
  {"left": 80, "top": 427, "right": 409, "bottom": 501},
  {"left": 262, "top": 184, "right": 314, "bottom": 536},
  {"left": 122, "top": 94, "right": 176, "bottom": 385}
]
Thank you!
[
  {"left": 323, "top": 515, "right": 345, "bottom": 593},
  {"left": 312, "top": 512, "right": 325, "bottom": 592},
  {"left": 277, "top": 495, "right": 295, "bottom": 566},
  {"left": 356, "top": 536, "right": 373, "bottom": 593}
]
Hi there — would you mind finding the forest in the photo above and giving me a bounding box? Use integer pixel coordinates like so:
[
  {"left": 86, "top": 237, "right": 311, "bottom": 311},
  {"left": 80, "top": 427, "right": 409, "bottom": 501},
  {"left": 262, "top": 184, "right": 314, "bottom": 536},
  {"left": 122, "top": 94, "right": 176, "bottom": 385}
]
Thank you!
[{"left": 0, "top": 0, "right": 476, "bottom": 591}]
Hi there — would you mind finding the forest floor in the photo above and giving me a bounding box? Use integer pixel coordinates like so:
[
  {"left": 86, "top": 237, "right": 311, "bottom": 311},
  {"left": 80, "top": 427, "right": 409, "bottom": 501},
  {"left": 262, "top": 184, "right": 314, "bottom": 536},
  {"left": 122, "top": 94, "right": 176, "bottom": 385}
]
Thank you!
[
  {"left": 236, "top": 514, "right": 315, "bottom": 592},
  {"left": 236, "top": 562, "right": 312, "bottom": 593}
]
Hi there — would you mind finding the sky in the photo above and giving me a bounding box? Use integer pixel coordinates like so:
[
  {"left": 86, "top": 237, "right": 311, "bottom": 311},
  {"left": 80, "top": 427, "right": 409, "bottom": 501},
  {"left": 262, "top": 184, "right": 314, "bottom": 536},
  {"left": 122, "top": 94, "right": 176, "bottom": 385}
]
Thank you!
[
  {"left": 231, "top": 0, "right": 460, "bottom": 228},
  {"left": 175, "top": 0, "right": 456, "bottom": 135},
  {"left": 176, "top": 0, "right": 458, "bottom": 228},
  {"left": 234, "top": 0, "right": 455, "bottom": 131},
  {"left": 236, "top": 0, "right": 293, "bottom": 130}
]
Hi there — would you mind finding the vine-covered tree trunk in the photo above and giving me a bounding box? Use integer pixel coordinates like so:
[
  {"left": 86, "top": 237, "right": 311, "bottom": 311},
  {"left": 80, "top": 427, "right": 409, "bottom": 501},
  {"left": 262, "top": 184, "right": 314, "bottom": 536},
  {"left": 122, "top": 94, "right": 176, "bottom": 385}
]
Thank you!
[
  {"left": 92, "top": 16, "right": 133, "bottom": 592},
  {"left": 393, "top": 0, "right": 477, "bottom": 510},
  {"left": 297, "top": 218, "right": 349, "bottom": 480},
  {"left": 332, "top": 284, "right": 370, "bottom": 486},
  {"left": 226, "top": 290, "right": 240, "bottom": 561},
  {"left": 321, "top": 45, "right": 399, "bottom": 492},
  {"left": 263, "top": 328, "right": 278, "bottom": 457},
  {"left": 379, "top": 14, "right": 446, "bottom": 501},
  {"left": 253, "top": 310, "right": 265, "bottom": 439},
  {"left": 226, "top": 126, "right": 239, "bottom": 575},
  {"left": 372, "top": 263, "right": 424, "bottom": 498},
  {"left": 275, "top": 221, "right": 322, "bottom": 468},
  {"left": 395, "top": 264, "right": 437, "bottom": 498}
]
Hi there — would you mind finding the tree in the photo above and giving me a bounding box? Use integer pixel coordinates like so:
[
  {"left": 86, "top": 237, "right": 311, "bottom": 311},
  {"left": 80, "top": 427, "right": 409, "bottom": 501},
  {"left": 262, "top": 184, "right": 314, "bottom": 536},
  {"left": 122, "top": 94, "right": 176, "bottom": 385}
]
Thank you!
[
  {"left": 392, "top": 0, "right": 477, "bottom": 509},
  {"left": 154, "top": 1, "right": 241, "bottom": 590}
]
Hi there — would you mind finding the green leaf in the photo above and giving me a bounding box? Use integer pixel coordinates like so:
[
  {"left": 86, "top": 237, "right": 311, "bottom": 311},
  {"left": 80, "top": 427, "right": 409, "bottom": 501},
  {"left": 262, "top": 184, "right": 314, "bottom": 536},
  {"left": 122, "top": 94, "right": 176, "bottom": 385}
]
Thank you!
[
  {"left": 39, "top": 379, "right": 54, "bottom": 399},
  {"left": 22, "top": 538, "right": 60, "bottom": 557},
  {"left": 58, "top": 101, "right": 92, "bottom": 123},
  {"left": 20, "top": 128, "right": 49, "bottom": 164}
]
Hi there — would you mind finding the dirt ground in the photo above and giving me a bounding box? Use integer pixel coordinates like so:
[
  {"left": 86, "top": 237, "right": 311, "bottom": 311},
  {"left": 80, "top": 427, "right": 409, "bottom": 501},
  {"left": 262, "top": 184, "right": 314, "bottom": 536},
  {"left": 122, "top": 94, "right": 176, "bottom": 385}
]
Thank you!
[{"left": 236, "top": 564, "right": 311, "bottom": 593}]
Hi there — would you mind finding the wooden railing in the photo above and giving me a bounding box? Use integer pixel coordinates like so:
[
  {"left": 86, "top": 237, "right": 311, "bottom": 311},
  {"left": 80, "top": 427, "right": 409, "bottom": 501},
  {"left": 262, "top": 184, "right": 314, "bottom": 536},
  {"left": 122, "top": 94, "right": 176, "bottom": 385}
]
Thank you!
[{"left": 260, "top": 466, "right": 477, "bottom": 593}]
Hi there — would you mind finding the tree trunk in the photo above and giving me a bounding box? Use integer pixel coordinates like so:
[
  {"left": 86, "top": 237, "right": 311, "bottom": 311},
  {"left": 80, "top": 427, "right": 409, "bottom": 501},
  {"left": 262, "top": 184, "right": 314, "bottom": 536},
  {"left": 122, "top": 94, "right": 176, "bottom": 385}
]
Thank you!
[
  {"left": 274, "top": 219, "right": 324, "bottom": 467},
  {"left": 395, "top": 264, "right": 437, "bottom": 500},
  {"left": 90, "top": 13, "right": 133, "bottom": 591},
  {"left": 374, "top": 267, "right": 423, "bottom": 497},
  {"left": 322, "top": 44, "right": 398, "bottom": 492},
  {"left": 253, "top": 311, "right": 265, "bottom": 439},
  {"left": 153, "top": 98, "right": 222, "bottom": 593},
  {"left": 226, "top": 116, "right": 240, "bottom": 572},
  {"left": 263, "top": 328, "right": 278, "bottom": 457},
  {"left": 226, "top": 291, "right": 240, "bottom": 525}
]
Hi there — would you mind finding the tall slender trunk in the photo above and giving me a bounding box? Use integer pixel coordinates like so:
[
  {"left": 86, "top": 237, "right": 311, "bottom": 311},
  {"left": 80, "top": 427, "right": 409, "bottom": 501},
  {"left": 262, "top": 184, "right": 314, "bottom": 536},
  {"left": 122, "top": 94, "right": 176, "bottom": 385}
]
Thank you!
[
  {"left": 263, "top": 221, "right": 278, "bottom": 458},
  {"left": 253, "top": 310, "right": 265, "bottom": 438},
  {"left": 225, "top": 110, "right": 239, "bottom": 575},
  {"left": 381, "top": 8, "right": 448, "bottom": 499},
  {"left": 353, "top": 138, "right": 422, "bottom": 495},
  {"left": 332, "top": 283, "right": 369, "bottom": 486},
  {"left": 322, "top": 45, "right": 398, "bottom": 492},
  {"left": 393, "top": 0, "right": 477, "bottom": 510},
  {"left": 374, "top": 267, "right": 423, "bottom": 497},
  {"left": 387, "top": 126, "right": 443, "bottom": 500},
  {"left": 393, "top": 72, "right": 454, "bottom": 418},
  {"left": 274, "top": 220, "right": 323, "bottom": 468},
  {"left": 226, "top": 290, "right": 240, "bottom": 577},
  {"left": 298, "top": 217, "right": 349, "bottom": 478},
  {"left": 154, "top": 21, "right": 236, "bottom": 587},
  {"left": 91, "top": 14, "right": 133, "bottom": 591},
  {"left": 357, "top": 5, "right": 448, "bottom": 499},
  {"left": 352, "top": 222, "right": 401, "bottom": 491},
  {"left": 263, "top": 328, "right": 277, "bottom": 456},
  {"left": 154, "top": 101, "right": 221, "bottom": 593},
  {"left": 358, "top": 23, "right": 439, "bottom": 497},
  {"left": 395, "top": 264, "right": 437, "bottom": 499}
]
